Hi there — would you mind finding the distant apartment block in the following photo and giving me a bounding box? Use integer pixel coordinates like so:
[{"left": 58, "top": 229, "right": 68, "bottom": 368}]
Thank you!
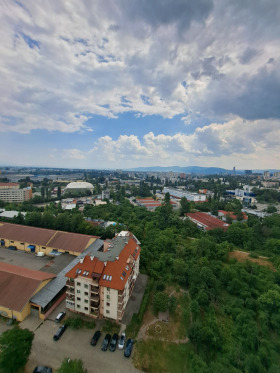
[
  {"left": 163, "top": 187, "right": 207, "bottom": 202},
  {"left": 0, "top": 187, "right": 32, "bottom": 203},
  {"left": 65, "top": 231, "right": 140, "bottom": 321}
]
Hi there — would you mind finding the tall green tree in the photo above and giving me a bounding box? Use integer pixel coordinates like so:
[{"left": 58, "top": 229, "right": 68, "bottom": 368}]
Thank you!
[{"left": 0, "top": 327, "right": 34, "bottom": 373}]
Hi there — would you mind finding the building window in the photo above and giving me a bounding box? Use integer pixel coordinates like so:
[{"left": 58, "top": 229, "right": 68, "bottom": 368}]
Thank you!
[
  {"left": 21, "top": 242, "right": 24, "bottom": 245},
  {"left": 77, "top": 297, "right": 81, "bottom": 301},
  {"left": 10, "top": 241, "right": 14, "bottom": 243},
  {"left": 106, "top": 310, "right": 110, "bottom": 314},
  {"left": 42, "top": 247, "right": 46, "bottom": 250},
  {"left": 85, "top": 299, "right": 88, "bottom": 304},
  {"left": 77, "top": 282, "right": 81, "bottom": 286},
  {"left": 84, "top": 284, "right": 88, "bottom": 289},
  {"left": 106, "top": 295, "right": 110, "bottom": 300},
  {"left": 85, "top": 307, "right": 88, "bottom": 311},
  {"left": 84, "top": 292, "right": 88, "bottom": 296},
  {"left": 77, "top": 305, "right": 80, "bottom": 309},
  {"left": 107, "top": 287, "right": 110, "bottom": 292},
  {"left": 106, "top": 302, "right": 110, "bottom": 307},
  {"left": 77, "top": 290, "right": 80, "bottom": 294}
]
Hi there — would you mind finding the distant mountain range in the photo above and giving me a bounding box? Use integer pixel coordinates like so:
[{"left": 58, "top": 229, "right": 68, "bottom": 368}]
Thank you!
[{"left": 126, "top": 166, "right": 279, "bottom": 175}]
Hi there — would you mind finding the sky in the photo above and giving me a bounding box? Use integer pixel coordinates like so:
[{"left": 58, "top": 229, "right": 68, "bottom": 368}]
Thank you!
[{"left": 0, "top": 0, "right": 280, "bottom": 170}]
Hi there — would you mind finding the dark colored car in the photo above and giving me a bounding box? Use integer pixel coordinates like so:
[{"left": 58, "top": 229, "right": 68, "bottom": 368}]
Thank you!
[
  {"left": 124, "top": 339, "right": 133, "bottom": 358},
  {"left": 53, "top": 324, "right": 67, "bottom": 341},
  {"left": 101, "top": 334, "right": 111, "bottom": 351},
  {"left": 55, "top": 311, "right": 66, "bottom": 323},
  {"left": 8, "top": 246, "right": 17, "bottom": 250},
  {"left": 33, "top": 366, "right": 52, "bottom": 373},
  {"left": 91, "top": 330, "right": 101, "bottom": 346},
  {"left": 109, "top": 333, "right": 118, "bottom": 352}
]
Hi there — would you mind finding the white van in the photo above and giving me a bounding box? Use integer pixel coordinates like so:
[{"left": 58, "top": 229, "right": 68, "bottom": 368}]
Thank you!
[{"left": 35, "top": 252, "right": 45, "bottom": 257}]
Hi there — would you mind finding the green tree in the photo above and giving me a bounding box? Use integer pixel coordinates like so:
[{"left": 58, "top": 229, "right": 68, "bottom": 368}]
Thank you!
[
  {"left": 57, "top": 186, "right": 61, "bottom": 198},
  {"left": 267, "top": 205, "right": 277, "bottom": 213},
  {"left": 58, "top": 358, "right": 87, "bottom": 373},
  {"left": 153, "top": 291, "right": 170, "bottom": 314},
  {"left": 0, "top": 327, "right": 34, "bottom": 373},
  {"left": 40, "top": 186, "right": 45, "bottom": 198},
  {"left": 180, "top": 196, "right": 190, "bottom": 215}
]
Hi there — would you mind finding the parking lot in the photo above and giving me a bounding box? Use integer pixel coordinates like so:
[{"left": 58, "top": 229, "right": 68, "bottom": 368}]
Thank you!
[
  {"left": 0, "top": 246, "right": 75, "bottom": 274},
  {"left": 24, "top": 312, "right": 141, "bottom": 373}
]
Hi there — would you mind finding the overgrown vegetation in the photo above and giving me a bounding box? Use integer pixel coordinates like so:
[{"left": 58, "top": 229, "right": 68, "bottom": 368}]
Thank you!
[{"left": 64, "top": 316, "right": 96, "bottom": 330}]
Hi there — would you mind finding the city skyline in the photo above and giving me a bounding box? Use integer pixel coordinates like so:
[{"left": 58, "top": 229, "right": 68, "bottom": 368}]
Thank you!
[{"left": 1, "top": 1, "right": 280, "bottom": 169}]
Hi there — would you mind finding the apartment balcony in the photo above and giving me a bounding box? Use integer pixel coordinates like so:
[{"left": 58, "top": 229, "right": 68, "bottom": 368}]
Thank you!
[
  {"left": 91, "top": 280, "right": 99, "bottom": 287},
  {"left": 66, "top": 294, "right": 75, "bottom": 301},
  {"left": 90, "top": 309, "right": 99, "bottom": 319},
  {"left": 66, "top": 287, "right": 74, "bottom": 295},
  {"left": 66, "top": 280, "right": 75, "bottom": 287},
  {"left": 91, "top": 286, "right": 99, "bottom": 295},
  {"left": 91, "top": 302, "right": 100, "bottom": 311}
]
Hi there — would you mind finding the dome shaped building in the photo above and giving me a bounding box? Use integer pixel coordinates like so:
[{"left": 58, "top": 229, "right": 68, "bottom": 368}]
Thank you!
[{"left": 65, "top": 181, "right": 94, "bottom": 193}]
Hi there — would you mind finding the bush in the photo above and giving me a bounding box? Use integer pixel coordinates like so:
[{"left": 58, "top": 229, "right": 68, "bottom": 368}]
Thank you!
[{"left": 65, "top": 316, "right": 95, "bottom": 329}]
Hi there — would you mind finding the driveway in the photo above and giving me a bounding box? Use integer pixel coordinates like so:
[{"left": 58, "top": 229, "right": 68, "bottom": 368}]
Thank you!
[{"left": 25, "top": 319, "right": 141, "bottom": 373}]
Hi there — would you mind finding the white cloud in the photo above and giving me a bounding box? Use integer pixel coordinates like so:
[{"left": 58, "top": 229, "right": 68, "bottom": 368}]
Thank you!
[{"left": 88, "top": 118, "right": 280, "bottom": 168}]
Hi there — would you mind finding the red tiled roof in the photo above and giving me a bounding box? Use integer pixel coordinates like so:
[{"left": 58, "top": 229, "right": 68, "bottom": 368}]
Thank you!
[
  {"left": 65, "top": 256, "right": 105, "bottom": 279},
  {"left": 65, "top": 235, "right": 141, "bottom": 291},
  {"left": 218, "top": 210, "right": 248, "bottom": 220},
  {"left": 186, "top": 212, "right": 229, "bottom": 231},
  {"left": 0, "top": 262, "right": 56, "bottom": 312},
  {"left": 99, "top": 236, "right": 140, "bottom": 291}
]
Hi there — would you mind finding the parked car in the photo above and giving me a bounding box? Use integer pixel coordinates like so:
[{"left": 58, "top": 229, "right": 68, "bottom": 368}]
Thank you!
[
  {"left": 109, "top": 333, "right": 118, "bottom": 352},
  {"left": 118, "top": 333, "right": 126, "bottom": 350},
  {"left": 53, "top": 325, "right": 67, "bottom": 341},
  {"left": 8, "top": 246, "right": 17, "bottom": 250},
  {"left": 33, "top": 366, "right": 52, "bottom": 373},
  {"left": 55, "top": 311, "right": 66, "bottom": 323},
  {"left": 91, "top": 330, "right": 101, "bottom": 346},
  {"left": 124, "top": 339, "right": 133, "bottom": 358},
  {"left": 101, "top": 334, "right": 111, "bottom": 351}
]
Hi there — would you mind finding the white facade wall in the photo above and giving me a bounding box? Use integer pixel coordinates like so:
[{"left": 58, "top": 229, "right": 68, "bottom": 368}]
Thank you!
[
  {"left": 103, "top": 287, "right": 118, "bottom": 320},
  {"left": 74, "top": 277, "right": 92, "bottom": 315}
]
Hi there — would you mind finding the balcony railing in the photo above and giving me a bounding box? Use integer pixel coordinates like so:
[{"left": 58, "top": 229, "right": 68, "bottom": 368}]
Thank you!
[
  {"left": 91, "top": 287, "right": 99, "bottom": 295},
  {"left": 66, "top": 280, "right": 75, "bottom": 287},
  {"left": 90, "top": 309, "right": 99, "bottom": 319},
  {"left": 91, "top": 303, "right": 100, "bottom": 310}
]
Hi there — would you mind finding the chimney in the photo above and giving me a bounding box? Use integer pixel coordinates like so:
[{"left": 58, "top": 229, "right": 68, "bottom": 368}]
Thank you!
[
  {"left": 104, "top": 261, "right": 107, "bottom": 267},
  {"left": 80, "top": 258, "right": 84, "bottom": 264},
  {"left": 90, "top": 255, "right": 95, "bottom": 261}
]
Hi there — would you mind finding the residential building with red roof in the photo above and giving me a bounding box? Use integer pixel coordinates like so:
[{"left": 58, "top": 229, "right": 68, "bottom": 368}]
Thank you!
[
  {"left": 0, "top": 262, "right": 56, "bottom": 321},
  {"left": 185, "top": 212, "right": 229, "bottom": 231},
  {"left": 65, "top": 231, "right": 141, "bottom": 321},
  {"left": 218, "top": 210, "right": 248, "bottom": 223}
]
